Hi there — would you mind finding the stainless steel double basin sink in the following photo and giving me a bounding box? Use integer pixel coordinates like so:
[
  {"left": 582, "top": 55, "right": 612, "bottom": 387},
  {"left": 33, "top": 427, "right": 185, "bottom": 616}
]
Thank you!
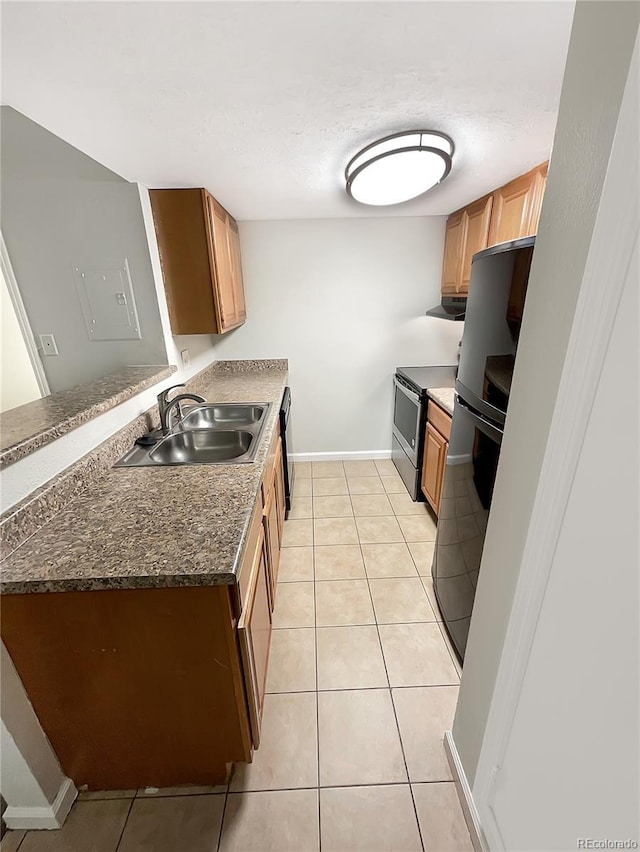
[{"left": 114, "top": 403, "right": 271, "bottom": 468}]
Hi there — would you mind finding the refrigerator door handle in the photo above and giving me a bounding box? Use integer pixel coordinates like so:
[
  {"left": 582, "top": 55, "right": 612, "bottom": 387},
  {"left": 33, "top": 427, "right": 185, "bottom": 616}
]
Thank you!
[{"left": 456, "top": 396, "right": 505, "bottom": 445}]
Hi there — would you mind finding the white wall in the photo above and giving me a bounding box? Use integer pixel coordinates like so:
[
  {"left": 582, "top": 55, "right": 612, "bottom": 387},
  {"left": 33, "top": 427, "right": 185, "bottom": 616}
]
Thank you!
[
  {"left": 476, "top": 24, "right": 639, "bottom": 849},
  {"left": 1, "top": 643, "right": 76, "bottom": 829},
  {"left": 1, "top": 107, "right": 168, "bottom": 393},
  {"left": 0, "top": 187, "right": 220, "bottom": 825},
  {"left": 0, "top": 264, "right": 41, "bottom": 413},
  {"left": 451, "top": 0, "right": 640, "bottom": 789},
  {"left": 491, "top": 220, "right": 638, "bottom": 850},
  {"left": 212, "top": 217, "right": 461, "bottom": 455},
  {"left": 0, "top": 184, "right": 220, "bottom": 513}
]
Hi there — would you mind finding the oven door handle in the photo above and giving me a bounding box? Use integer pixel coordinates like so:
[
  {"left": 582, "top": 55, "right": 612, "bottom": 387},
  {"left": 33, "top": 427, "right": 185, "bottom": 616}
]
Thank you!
[{"left": 394, "top": 377, "right": 420, "bottom": 404}]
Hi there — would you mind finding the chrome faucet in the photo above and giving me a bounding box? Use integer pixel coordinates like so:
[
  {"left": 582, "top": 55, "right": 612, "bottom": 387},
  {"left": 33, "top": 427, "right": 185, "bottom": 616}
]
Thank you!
[{"left": 157, "top": 384, "right": 206, "bottom": 435}]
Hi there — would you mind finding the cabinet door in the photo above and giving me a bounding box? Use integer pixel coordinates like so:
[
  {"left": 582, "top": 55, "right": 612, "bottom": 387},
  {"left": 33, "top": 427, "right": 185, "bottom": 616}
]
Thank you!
[
  {"left": 150, "top": 189, "right": 220, "bottom": 335},
  {"left": 238, "top": 526, "right": 271, "bottom": 749},
  {"left": 228, "top": 218, "right": 247, "bottom": 324},
  {"left": 421, "top": 422, "right": 448, "bottom": 514},
  {"left": 206, "top": 195, "right": 238, "bottom": 331},
  {"left": 274, "top": 438, "right": 286, "bottom": 540},
  {"left": 527, "top": 162, "right": 548, "bottom": 237},
  {"left": 263, "top": 477, "right": 281, "bottom": 610},
  {"left": 488, "top": 171, "right": 538, "bottom": 246},
  {"left": 441, "top": 211, "right": 466, "bottom": 294},
  {"left": 459, "top": 196, "right": 493, "bottom": 294}
]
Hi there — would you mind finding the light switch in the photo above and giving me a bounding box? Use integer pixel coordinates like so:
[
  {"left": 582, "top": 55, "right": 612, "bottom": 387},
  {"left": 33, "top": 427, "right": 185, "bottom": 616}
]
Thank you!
[
  {"left": 180, "top": 349, "right": 190, "bottom": 368},
  {"left": 39, "top": 333, "right": 59, "bottom": 356}
]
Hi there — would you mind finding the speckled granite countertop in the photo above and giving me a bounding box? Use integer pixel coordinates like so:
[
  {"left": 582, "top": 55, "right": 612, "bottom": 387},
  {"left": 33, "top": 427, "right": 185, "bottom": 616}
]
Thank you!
[
  {"left": 0, "top": 365, "right": 177, "bottom": 470},
  {"left": 0, "top": 364, "right": 288, "bottom": 595},
  {"left": 427, "top": 387, "right": 455, "bottom": 416}
]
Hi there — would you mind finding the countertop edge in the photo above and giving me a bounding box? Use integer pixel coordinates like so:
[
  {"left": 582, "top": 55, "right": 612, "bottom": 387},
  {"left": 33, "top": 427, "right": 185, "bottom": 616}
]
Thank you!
[
  {"left": 1, "top": 366, "right": 288, "bottom": 595},
  {"left": 0, "top": 365, "right": 177, "bottom": 470},
  {"left": 427, "top": 387, "right": 456, "bottom": 417}
]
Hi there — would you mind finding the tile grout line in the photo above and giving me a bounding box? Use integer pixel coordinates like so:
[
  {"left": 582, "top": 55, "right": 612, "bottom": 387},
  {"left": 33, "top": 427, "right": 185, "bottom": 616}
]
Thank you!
[
  {"left": 12, "top": 831, "right": 26, "bottom": 851},
  {"left": 215, "top": 787, "right": 229, "bottom": 852},
  {"left": 362, "top": 480, "right": 428, "bottom": 852},
  {"left": 285, "top": 465, "right": 452, "bottom": 850},
  {"left": 266, "top": 683, "right": 459, "bottom": 694},
  {"left": 114, "top": 792, "right": 136, "bottom": 852},
  {"left": 358, "top": 494, "right": 427, "bottom": 852},
  {"left": 311, "top": 490, "right": 322, "bottom": 852}
]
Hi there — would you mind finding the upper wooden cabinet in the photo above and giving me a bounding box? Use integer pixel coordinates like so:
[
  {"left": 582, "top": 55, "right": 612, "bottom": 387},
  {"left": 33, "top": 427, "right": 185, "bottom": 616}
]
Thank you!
[
  {"left": 150, "top": 188, "right": 247, "bottom": 335},
  {"left": 441, "top": 210, "right": 466, "bottom": 295},
  {"left": 459, "top": 195, "right": 493, "bottom": 294},
  {"left": 528, "top": 161, "right": 548, "bottom": 236},
  {"left": 487, "top": 163, "right": 547, "bottom": 246},
  {"left": 440, "top": 162, "right": 548, "bottom": 297},
  {"left": 441, "top": 196, "right": 492, "bottom": 295}
]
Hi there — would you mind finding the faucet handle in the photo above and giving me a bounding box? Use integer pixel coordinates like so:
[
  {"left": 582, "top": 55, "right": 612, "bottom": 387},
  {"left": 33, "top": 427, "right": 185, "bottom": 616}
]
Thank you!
[{"left": 157, "top": 383, "right": 186, "bottom": 405}]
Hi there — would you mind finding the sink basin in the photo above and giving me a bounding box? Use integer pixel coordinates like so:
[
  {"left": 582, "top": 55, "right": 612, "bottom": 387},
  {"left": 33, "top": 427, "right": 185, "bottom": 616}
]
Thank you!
[
  {"left": 178, "top": 403, "right": 267, "bottom": 430},
  {"left": 113, "top": 401, "right": 271, "bottom": 468},
  {"left": 149, "top": 430, "right": 254, "bottom": 465}
]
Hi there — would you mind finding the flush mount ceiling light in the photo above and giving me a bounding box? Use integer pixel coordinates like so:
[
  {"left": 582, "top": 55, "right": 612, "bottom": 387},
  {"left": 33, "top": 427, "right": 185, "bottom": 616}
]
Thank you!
[{"left": 345, "top": 130, "right": 454, "bottom": 206}]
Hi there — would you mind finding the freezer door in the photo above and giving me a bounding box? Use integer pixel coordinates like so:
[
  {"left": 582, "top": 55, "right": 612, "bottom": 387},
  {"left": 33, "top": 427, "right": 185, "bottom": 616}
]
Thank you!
[{"left": 432, "top": 398, "right": 502, "bottom": 662}]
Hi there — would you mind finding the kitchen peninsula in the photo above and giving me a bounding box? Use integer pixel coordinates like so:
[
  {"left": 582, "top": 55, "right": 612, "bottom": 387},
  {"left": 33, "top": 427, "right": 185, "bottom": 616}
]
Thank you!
[{"left": 1, "top": 360, "right": 289, "bottom": 791}]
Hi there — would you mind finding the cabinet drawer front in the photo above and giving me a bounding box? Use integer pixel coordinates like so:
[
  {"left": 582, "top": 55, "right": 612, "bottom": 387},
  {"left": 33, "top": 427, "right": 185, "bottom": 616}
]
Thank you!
[{"left": 427, "top": 400, "right": 452, "bottom": 441}]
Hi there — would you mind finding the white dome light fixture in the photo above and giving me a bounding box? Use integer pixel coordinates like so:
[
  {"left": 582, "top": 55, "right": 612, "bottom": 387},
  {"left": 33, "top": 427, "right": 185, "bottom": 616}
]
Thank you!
[{"left": 345, "top": 130, "right": 454, "bottom": 206}]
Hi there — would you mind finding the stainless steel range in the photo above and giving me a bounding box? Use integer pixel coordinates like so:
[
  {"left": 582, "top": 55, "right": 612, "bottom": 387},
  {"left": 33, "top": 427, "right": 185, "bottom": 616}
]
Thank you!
[{"left": 392, "top": 365, "right": 457, "bottom": 500}]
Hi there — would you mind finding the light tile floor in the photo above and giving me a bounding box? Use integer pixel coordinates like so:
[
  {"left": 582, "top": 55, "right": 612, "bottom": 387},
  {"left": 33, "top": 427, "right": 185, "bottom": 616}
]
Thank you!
[{"left": 2, "top": 459, "right": 471, "bottom": 852}]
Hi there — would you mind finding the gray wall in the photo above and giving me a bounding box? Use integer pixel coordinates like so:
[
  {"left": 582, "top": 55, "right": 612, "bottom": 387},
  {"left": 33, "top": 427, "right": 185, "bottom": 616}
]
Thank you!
[
  {"left": 451, "top": 0, "right": 640, "bottom": 786},
  {"left": 1, "top": 108, "right": 168, "bottom": 392}
]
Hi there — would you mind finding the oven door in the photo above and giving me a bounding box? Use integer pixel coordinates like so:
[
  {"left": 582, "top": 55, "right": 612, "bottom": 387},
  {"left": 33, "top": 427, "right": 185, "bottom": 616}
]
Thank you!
[{"left": 392, "top": 376, "right": 422, "bottom": 466}]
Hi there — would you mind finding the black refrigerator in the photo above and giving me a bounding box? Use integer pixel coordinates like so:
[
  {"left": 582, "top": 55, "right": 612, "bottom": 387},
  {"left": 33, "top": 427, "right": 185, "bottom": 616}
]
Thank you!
[{"left": 432, "top": 236, "right": 535, "bottom": 662}]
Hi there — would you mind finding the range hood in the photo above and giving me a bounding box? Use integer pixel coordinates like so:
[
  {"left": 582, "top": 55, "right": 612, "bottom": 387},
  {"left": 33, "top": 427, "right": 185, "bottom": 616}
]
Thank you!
[{"left": 425, "top": 295, "right": 466, "bottom": 321}]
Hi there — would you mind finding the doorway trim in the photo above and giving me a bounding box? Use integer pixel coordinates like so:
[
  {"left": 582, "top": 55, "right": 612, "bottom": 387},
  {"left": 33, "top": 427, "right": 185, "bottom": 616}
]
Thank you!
[
  {"left": 1, "top": 232, "right": 50, "bottom": 398},
  {"left": 472, "top": 33, "right": 639, "bottom": 850}
]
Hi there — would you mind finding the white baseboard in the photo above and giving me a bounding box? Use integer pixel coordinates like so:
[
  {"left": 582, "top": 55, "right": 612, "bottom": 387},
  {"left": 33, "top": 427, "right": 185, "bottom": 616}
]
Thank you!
[
  {"left": 290, "top": 450, "right": 392, "bottom": 462},
  {"left": 3, "top": 777, "right": 77, "bottom": 830},
  {"left": 447, "top": 452, "right": 473, "bottom": 466},
  {"left": 444, "top": 731, "right": 488, "bottom": 852}
]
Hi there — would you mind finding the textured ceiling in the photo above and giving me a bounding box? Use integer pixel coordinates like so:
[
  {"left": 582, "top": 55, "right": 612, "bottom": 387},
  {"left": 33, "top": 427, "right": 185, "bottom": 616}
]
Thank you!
[{"left": 1, "top": 1, "right": 575, "bottom": 220}]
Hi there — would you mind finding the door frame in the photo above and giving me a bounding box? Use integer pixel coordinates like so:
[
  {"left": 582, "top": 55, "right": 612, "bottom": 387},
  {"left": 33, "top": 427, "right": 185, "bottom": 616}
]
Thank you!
[
  {"left": 472, "top": 34, "right": 639, "bottom": 850},
  {"left": 1, "top": 232, "right": 50, "bottom": 397}
]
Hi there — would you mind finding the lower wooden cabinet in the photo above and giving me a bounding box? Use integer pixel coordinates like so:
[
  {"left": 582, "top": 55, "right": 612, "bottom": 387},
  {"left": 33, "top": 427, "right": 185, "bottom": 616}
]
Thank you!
[
  {"left": 261, "top": 426, "right": 285, "bottom": 609},
  {"left": 0, "top": 419, "right": 288, "bottom": 790},
  {"left": 422, "top": 422, "right": 448, "bottom": 513},
  {"left": 274, "top": 438, "right": 285, "bottom": 542},
  {"left": 239, "top": 422, "right": 286, "bottom": 746},
  {"left": 421, "top": 401, "right": 453, "bottom": 515},
  {"left": 263, "top": 471, "right": 281, "bottom": 608},
  {"left": 238, "top": 524, "right": 272, "bottom": 749}
]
